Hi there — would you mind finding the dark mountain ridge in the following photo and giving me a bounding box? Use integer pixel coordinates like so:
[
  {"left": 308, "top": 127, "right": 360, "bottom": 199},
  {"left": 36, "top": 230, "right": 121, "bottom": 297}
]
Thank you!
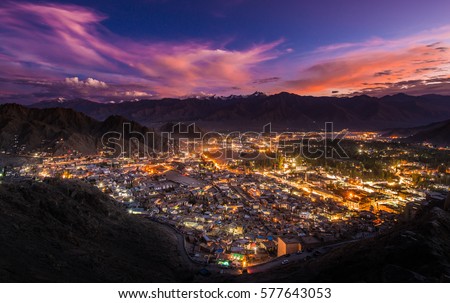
[{"left": 31, "top": 93, "right": 450, "bottom": 131}]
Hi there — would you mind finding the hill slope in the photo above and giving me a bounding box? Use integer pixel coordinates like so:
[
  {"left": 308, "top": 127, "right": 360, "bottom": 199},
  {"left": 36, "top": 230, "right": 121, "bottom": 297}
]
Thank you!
[
  {"left": 382, "top": 119, "right": 450, "bottom": 146},
  {"left": 0, "top": 179, "right": 195, "bottom": 282},
  {"left": 402, "top": 120, "right": 450, "bottom": 146},
  {"left": 0, "top": 104, "right": 161, "bottom": 155}
]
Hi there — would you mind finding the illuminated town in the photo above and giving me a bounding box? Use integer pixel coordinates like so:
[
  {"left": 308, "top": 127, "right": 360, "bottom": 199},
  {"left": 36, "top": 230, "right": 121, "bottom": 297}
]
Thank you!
[
  {"left": 2, "top": 0, "right": 450, "bottom": 296},
  {"left": 2, "top": 129, "right": 448, "bottom": 274}
]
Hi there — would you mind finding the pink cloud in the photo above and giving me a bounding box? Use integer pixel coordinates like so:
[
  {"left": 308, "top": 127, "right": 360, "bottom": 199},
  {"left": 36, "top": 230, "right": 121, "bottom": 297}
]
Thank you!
[{"left": 0, "top": 2, "right": 282, "bottom": 99}]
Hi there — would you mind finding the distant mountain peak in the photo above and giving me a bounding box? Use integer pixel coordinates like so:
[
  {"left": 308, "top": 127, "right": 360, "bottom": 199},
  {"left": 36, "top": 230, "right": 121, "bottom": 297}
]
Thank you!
[{"left": 250, "top": 91, "right": 266, "bottom": 97}]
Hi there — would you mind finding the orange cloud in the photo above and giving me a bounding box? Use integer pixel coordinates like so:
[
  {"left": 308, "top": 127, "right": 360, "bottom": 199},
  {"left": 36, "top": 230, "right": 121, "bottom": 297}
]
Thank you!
[{"left": 283, "top": 27, "right": 450, "bottom": 96}]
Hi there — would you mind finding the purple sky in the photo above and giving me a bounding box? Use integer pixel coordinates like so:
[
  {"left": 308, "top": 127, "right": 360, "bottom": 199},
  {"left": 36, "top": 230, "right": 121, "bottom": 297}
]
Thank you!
[{"left": 1, "top": 0, "right": 450, "bottom": 103}]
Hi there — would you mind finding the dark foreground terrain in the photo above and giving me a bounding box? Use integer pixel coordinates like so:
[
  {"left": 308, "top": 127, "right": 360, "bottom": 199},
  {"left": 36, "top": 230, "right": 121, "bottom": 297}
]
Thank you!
[
  {"left": 0, "top": 179, "right": 195, "bottom": 282},
  {"left": 1, "top": 178, "right": 449, "bottom": 283}
]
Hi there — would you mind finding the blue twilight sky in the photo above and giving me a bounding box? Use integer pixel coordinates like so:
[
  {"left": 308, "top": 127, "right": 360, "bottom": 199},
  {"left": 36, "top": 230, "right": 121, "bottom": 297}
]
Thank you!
[{"left": 1, "top": 0, "right": 450, "bottom": 102}]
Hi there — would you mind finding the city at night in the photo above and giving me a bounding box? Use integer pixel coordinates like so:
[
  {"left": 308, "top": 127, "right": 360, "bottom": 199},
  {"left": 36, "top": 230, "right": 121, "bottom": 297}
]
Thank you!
[{"left": 0, "top": 1, "right": 449, "bottom": 302}]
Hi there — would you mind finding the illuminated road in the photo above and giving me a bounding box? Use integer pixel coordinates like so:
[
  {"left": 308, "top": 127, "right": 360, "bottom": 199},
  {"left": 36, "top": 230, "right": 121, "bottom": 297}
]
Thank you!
[{"left": 255, "top": 171, "right": 343, "bottom": 202}]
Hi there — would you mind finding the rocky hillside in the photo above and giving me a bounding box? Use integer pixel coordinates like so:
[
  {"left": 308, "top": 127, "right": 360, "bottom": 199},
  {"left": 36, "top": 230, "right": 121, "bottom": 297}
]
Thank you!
[
  {"left": 0, "top": 104, "right": 162, "bottom": 156},
  {"left": 0, "top": 179, "right": 195, "bottom": 282}
]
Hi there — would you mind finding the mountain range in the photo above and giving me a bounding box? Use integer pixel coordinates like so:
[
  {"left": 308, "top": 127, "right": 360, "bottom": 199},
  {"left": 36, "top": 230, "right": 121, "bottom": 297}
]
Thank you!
[
  {"left": 32, "top": 93, "right": 450, "bottom": 131},
  {"left": 2, "top": 93, "right": 450, "bottom": 156}
]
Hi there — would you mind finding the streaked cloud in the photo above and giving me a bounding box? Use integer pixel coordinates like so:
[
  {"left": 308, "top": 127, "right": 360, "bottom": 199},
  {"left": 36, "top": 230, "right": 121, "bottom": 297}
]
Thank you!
[
  {"left": 0, "top": 1, "right": 449, "bottom": 102},
  {"left": 0, "top": 1, "right": 282, "bottom": 102}
]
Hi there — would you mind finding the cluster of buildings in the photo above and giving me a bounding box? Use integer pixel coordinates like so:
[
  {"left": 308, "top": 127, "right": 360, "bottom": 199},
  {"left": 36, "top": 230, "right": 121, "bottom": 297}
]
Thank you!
[{"left": 1, "top": 132, "right": 448, "bottom": 269}]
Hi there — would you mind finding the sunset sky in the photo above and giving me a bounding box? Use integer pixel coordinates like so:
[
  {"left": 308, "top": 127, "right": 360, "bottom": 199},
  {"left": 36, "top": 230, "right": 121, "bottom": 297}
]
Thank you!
[{"left": 1, "top": 0, "right": 450, "bottom": 102}]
